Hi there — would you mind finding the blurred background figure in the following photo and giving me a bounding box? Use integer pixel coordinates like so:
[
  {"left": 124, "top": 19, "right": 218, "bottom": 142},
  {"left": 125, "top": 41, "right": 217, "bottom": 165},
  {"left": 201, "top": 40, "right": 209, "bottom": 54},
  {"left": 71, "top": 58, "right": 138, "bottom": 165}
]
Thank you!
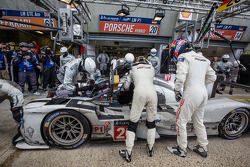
[
  {"left": 97, "top": 50, "right": 109, "bottom": 76},
  {"left": 59, "top": 46, "right": 75, "bottom": 67},
  {"left": 13, "top": 42, "right": 39, "bottom": 95},
  {"left": 229, "top": 60, "right": 246, "bottom": 95},
  {"left": 214, "top": 54, "right": 233, "bottom": 94},
  {"left": 41, "top": 47, "right": 56, "bottom": 91},
  {"left": 147, "top": 48, "right": 160, "bottom": 74},
  {"left": 30, "top": 43, "right": 42, "bottom": 90},
  {"left": 0, "top": 43, "right": 9, "bottom": 80},
  {"left": 5, "top": 42, "right": 17, "bottom": 81}
]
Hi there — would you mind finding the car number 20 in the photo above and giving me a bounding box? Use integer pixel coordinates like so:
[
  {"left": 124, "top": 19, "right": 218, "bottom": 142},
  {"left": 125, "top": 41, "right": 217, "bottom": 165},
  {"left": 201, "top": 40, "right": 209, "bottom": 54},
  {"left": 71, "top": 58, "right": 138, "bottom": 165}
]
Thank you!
[
  {"left": 114, "top": 126, "right": 128, "bottom": 141},
  {"left": 149, "top": 25, "right": 158, "bottom": 35}
]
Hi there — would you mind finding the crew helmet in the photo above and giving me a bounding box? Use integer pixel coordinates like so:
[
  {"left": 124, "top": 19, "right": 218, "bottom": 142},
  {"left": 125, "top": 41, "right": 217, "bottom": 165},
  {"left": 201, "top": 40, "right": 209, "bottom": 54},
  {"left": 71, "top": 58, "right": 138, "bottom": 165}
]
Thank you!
[
  {"left": 81, "top": 57, "right": 96, "bottom": 74},
  {"left": 169, "top": 38, "right": 193, "bottom": 60},
  {"left": 125, "top": 53, "right": 135, "bottom": 64},
  {"left": 150, "top": 48, "right": 157, "bottom": 57},
  {"left": 60, "top": 46, "right": 68, "bottom": 53},
  {"left": 222, "top": 54, "right": 230, "bottom": 63},
  {"left": 222, "top": 54, "right": 230, "bottom": 59}
]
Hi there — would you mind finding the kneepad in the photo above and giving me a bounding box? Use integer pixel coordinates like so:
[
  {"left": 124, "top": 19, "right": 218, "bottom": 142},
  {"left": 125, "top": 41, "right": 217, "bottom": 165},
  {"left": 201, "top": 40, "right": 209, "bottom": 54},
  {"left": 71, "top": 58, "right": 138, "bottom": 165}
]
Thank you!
[
  {"left": 127, "top": 121, "right": 138, "bottom": 133},
  {"left": 146, "top": 120, "right": 156, "bottom": 129}
]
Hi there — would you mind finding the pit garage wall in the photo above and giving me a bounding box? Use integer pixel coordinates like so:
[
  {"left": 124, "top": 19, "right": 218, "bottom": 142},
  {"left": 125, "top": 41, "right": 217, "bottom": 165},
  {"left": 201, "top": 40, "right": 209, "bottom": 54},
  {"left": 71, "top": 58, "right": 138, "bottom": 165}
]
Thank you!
[{"left": 86, "top": 3, "right": 177, "bottom": 38}]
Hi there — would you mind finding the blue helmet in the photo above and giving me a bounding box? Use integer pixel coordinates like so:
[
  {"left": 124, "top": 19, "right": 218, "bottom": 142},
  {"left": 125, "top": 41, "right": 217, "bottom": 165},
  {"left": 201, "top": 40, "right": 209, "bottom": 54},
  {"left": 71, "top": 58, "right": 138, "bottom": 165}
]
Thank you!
[{"left": 170, "top": 38, "right": 193, "bottom": 61}]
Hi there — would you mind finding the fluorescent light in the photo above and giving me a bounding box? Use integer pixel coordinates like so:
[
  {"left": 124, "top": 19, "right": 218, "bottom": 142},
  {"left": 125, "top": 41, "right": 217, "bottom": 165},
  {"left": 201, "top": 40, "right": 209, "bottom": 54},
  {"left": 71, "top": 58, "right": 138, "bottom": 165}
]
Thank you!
[
  {"left": 153, "top": 8, "right": 165, "bottom": 22},
  {"left": 35, "top": 31, "right": 44, "bottom": 34},
  {"left": 116, "top": 4, "right": 130, "bottom": 17}
]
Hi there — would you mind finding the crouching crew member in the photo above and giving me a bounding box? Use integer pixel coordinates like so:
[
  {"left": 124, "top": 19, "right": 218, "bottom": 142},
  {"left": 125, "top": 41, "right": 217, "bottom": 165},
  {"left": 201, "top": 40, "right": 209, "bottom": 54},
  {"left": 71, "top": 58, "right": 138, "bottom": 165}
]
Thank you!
[
  {"left": 167, "top": 39, "right": 216, "bottom": 158},
  {"left": 119, "top": 54, "right": 158, "bottom": 162},
  {"left": 56, "top": 57, "right": 96, "bottom": 97},
  {"left": 0, "top": 79, "right": 24, "bottom": 143}
]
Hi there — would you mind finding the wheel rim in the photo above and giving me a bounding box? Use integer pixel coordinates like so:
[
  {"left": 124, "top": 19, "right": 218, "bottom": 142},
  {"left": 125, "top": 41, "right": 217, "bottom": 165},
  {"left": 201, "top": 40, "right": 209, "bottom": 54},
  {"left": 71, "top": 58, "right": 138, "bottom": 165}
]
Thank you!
[
  {"left": 224, "top": 111, "right": 249, "bottom": 136},
  {"left": 49, "top": 115, "right": 85, "bottom": 146}
]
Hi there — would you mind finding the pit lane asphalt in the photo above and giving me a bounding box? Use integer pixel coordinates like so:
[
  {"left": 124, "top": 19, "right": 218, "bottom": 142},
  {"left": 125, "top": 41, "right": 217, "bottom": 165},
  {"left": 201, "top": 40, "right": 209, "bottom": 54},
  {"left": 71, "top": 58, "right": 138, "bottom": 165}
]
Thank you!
[{"left": 0, "top": 91, "right": 250, "bottom": 167}]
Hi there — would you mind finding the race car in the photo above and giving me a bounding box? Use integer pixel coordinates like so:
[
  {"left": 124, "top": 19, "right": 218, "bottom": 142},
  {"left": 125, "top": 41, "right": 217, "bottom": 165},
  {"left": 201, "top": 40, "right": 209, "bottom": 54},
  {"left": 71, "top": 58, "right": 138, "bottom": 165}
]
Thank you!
[{"left": 15, "top": 74, "right": 250, "bottom": 150}]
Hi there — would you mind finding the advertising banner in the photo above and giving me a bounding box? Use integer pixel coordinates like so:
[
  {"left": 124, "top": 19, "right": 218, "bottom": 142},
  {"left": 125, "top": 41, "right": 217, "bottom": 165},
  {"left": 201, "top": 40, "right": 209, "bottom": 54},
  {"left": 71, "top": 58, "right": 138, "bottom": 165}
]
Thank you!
[
  {"left": 0, "top": 9, "right": 57, "bottom": 30},
  {"left": 99, "top": 15, "right": 160, "bottom": 35},
  {"left": 217, "top": 0, "right": 247, "bottom": 13},
  {"left": 206, "top": 24, "right": 247, "bottom": 41}
]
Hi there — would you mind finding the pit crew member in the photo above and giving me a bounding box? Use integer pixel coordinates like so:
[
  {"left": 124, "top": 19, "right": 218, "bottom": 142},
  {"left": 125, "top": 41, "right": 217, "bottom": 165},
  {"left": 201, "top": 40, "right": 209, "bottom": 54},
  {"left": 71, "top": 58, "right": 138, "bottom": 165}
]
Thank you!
[
  {"left": 119, "top": 55, "right": 158, "bottom": 162},
  {"left": 59, "top": 46, "right": 75, "bottom": 67},
  {"left": 147, "top": 48, "right": 160, "bottom": 74},
  {"left": 56, "top": 57, "right": 96, "bottom": 97},
  {"left": 167, "top": 39, "right": 217, "bottom": 158}
]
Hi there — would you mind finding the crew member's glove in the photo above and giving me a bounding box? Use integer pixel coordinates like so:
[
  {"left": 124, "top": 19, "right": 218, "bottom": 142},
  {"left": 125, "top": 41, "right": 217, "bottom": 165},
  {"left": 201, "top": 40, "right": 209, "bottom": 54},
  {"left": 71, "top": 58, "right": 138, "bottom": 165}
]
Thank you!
[
  {"left": 239, "top": 64, "right": 247, "bottom": 71},
  {"left": 174, "top": 90, "right": 182, "bottom": 102}
]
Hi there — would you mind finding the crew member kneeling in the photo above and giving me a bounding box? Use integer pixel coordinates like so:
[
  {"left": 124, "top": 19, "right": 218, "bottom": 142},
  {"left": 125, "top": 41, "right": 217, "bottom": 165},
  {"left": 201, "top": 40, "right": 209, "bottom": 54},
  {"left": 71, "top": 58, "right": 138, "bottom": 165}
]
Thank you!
[
  {"left": 0, "top": 79, "right": 24, "bottom": 143},
  {"left": 119, "top": 55, "right": 158, "bottom": 162},
  {"left": 167, "top": 39, "right": 216, "bottom": 158}
]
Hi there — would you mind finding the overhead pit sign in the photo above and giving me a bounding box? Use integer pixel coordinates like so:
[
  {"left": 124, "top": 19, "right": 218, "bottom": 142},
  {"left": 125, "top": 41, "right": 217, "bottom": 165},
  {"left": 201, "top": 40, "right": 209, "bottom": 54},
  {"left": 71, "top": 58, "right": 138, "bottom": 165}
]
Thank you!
[
  {"left": 0, "top": 9, "right": 57, "bottom": 30},
  {"left": 217, "top": 0, "right": 247, "bottom": 13},
  {"left": 206, "top": 24, "right": 247, "bottom": 41},
  {"left": 99, "top": 15, "right": 160, "bottom": 35}
]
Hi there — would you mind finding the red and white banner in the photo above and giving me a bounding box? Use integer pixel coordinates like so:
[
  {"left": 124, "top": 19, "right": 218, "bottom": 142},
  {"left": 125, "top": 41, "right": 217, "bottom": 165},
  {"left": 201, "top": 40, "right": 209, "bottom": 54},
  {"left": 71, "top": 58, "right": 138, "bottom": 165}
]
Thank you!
[
  {"left": 205, "top": 24, "right": 247, "bottom": 41},
  {"left": 99, "top": 15, "right": 160, "bottom": 35}
]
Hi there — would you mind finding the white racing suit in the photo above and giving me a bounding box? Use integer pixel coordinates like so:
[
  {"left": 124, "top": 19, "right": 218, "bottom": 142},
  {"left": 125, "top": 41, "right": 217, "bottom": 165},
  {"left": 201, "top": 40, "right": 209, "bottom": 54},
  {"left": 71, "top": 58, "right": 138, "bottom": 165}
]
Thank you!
[
  {"left": 59, "top": 53, "right": 75, "bottom": 67},
  {"left": 175, "top": 51, "right": 216, "bottom": 151},
  {"left": 56, "top": 58, "right": 82, "bottom": 97},
  {"left": 147, "top": 56, "right": 160, "bottom": 74},
  {"left": 121, "top": 63, "right": 157, "bottom": 154},
  {"left": 214, "top": 61, "right": 233, "bottom": 91},
  {"left": 0, "top": 79, "right": 24, "bottom": 123},
  {"left": 97, "top": 53, "right": 109, "bottom": 74}
]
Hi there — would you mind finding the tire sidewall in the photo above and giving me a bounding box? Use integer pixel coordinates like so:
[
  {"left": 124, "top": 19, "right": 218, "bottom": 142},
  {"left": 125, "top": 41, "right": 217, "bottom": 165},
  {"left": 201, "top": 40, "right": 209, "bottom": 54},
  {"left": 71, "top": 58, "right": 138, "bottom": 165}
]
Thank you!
[
  {"left": 219, "top": 108, "right": 249, "bottom": 140},
  {"left": 42, "top": 109, "right": 91, "bottom": 149}
]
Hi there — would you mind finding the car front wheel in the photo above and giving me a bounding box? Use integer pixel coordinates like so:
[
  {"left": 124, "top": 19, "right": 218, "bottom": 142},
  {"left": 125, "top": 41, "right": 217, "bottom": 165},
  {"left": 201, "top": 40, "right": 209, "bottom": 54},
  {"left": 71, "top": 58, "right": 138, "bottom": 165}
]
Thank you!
[
  {"left": 218, "top": 108, "right": 249, "bottom": 140},
  {"left": 42, "top": 110, "right": 91, "bottom": 149}
]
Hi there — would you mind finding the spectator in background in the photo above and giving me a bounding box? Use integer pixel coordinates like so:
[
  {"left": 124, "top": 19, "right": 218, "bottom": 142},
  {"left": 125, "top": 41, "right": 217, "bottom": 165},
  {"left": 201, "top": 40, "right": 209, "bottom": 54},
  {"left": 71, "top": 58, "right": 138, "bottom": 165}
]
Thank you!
[
  {"left": 6, "top": 42, "right": 17, "bottom": 81},
  {"left": 30, "top": 43, "right": 42, "bottom": 89},
  {"left": 32, "top": 41, "right": 40, "bottom": 55},
  {"left": 13, "top": 42, "right": 39, "bottom": 95},
  {"left": 41, "top": 47, "right": 56, "bottom": 91},
  {"left": 0, "top": 43, "right": 9, "bottom": 80}
]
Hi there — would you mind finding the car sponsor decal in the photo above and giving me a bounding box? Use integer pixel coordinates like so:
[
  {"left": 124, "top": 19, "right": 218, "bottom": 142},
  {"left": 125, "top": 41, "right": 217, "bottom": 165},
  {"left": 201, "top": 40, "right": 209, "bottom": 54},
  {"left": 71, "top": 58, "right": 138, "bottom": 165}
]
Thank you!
[
  {"left": 178, "top": 57, "right": 185, "bottom": 62},
  {"left": 113, "top": 121, "right": 129, "bottom": 141},
  {"left": 26, "top": 127, "right": 35, "bottom": 138},
  {"left": 93, "top": 125, "right": 105, "bottom": 134}
]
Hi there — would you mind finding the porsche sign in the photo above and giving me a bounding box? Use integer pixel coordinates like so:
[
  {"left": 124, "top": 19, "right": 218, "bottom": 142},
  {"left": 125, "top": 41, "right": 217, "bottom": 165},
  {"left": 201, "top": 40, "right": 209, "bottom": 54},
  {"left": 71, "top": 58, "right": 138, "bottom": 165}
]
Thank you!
[{"left": 217, "top": 0, "right": 247, "bottom": 13}]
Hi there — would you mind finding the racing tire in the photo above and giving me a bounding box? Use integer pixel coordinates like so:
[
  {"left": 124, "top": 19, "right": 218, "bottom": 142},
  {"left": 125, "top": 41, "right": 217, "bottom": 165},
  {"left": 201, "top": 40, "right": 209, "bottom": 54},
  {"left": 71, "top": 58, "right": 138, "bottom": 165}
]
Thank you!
[
  {"left": 218, "top": 108, "right": 249, "bottom": 140},
  {"left": 42, "top": 110, "right": 91, "bottom": 149}
]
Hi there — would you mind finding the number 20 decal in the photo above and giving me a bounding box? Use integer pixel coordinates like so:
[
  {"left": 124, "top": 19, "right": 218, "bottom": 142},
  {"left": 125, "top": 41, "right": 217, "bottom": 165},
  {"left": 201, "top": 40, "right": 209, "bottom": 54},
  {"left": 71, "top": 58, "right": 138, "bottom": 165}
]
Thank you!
[{"left": 114, "top": 126, "right": 128, "bottom": 141}]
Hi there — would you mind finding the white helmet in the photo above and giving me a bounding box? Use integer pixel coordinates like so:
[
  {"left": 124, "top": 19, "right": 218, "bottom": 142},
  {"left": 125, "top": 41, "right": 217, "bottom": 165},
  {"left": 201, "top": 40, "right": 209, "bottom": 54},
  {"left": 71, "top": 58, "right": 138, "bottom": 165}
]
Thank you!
[
  {"left": 233, "top": 60, "right": 240, "bottom": 67},
  {"left": 222, "top": 54, "right": 230, "bottom": 59},
  {"left": 60, "top": 46, "right": 68, "bottom": 53},
  {"left": 150, "top": 48, "right": 157, "bottom": 57},
  {"left": 83, "top": 57, "right": 96, "bottom": 74},
  {"left": 125, "top": 53, "right": 135, "bottom": 64}
]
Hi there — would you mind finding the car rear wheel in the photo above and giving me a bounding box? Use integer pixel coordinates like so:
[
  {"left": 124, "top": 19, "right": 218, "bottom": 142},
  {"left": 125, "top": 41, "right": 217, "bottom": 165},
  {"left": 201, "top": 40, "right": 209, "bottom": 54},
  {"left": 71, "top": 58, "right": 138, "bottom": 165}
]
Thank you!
[
  {"left": 218, "top": 108, "right": 249, "bottom": 140},
  {"left": 42, "top": 110, "right": 91, "bottom": 149}
]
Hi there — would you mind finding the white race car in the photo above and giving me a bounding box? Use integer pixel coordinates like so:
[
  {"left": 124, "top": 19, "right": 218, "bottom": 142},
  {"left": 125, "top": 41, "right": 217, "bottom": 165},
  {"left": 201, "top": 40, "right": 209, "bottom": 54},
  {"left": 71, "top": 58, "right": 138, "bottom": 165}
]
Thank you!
[{"left": 16, "top": 75, "right": 250, "bottom": 149}]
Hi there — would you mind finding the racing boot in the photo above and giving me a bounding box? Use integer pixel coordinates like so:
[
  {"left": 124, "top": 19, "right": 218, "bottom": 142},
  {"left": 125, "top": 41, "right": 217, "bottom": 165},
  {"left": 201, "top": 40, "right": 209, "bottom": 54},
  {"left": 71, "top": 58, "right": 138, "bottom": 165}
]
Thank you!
[
  {"left": 119, "top": 149, "right": 132, "bottom": 162},
  {"left": 146, "top": 144, "right": 154, "bottom": 157},
  {"left": 193, "top": 145, "right": 208, "bottom": 158},
  {"left": 167, "top": 146, "right": 186, "bottom": 158},
  {"left": 216, "top": 89, "right": 223, "bottom": 94}
]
